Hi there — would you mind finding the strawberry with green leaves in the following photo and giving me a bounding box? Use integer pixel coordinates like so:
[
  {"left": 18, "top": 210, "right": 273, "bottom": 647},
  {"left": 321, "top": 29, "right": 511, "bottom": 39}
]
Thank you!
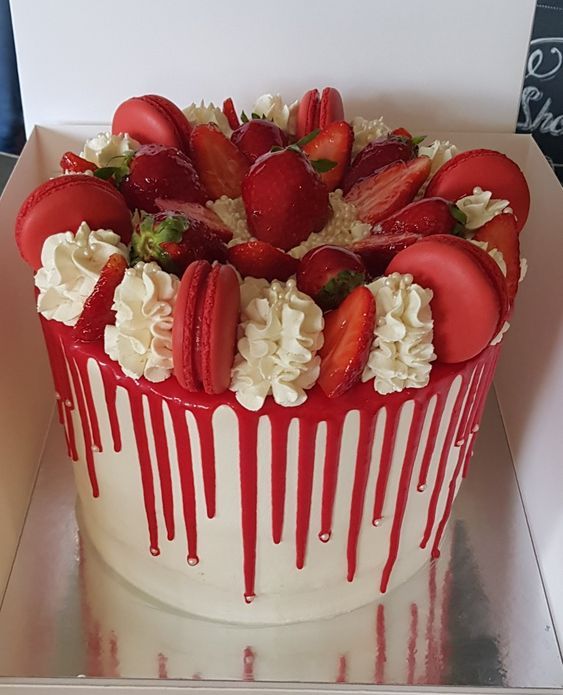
[
  {"left": 131, "top": 212, "right": 227, "bottom": 277},
  {"left": 301, "top": 121, "right": 353, "bottom": 191}
]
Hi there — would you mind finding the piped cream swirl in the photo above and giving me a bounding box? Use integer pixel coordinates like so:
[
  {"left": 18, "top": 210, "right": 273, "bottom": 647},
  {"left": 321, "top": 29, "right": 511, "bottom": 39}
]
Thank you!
[
  {"left": 363, "top": 273, "right": 436, "bottom": 395},
  {"left": 252, "top": 94, "right": 299, "bottom": 134},
  {"left": 351, "top": 116, "right": 390, "bottom": 156},
  {"left": 80, "top": 132, "right": 139, "bottom": 168},
  {"left": 183, "top": 101, "right": 232, "bottom": 136},
  {"left": 104, "top": 261, "right": 178, "bottom": 383},
  {"left": 230, "top": 278, "right": 324, "bottom": 411},
  {"left": 456, "top": 187, "right": 513, "bottom": 230}
]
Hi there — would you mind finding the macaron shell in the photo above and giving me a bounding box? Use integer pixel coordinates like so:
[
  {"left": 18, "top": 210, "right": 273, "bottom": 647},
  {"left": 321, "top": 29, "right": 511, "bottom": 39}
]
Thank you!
[
  {"left": 172, "top": 260, "right": 211, "bottom": 391},
  {"left": 425, "top": 149, "right": 530, "bottom": 234},
  {"left": 199, "top": 264, "right": 240, "bottom": 394},
  {"left": 296, "top": 89, "right": 319, "bottom": 140},
  {"left": 144, "top": 95, "right": 192, "bottom": 154},
  {"left": 319, "top": 87, "right": 344, "bottom": 129},
  {"left": 386, "top": 235, "right": 506, "bottom": 363},
  {"left": 15, "top": 174, "right": 132, "bottom": 270},
  {"left": 112, "top": 95, "right": 188, "bottom": 152}
]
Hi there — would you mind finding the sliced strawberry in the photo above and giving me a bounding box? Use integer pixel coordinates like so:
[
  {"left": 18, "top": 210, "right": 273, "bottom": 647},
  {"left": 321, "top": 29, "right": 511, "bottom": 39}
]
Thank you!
[
  {"left": 345, "top": 157, "right": 431, "bottom": 225},
  {"left": 227, "top": 240, "right": 299, "bottom": 282},
  {"left": 190, "top": 124, "right": 250, "bottom": 199},
  {"left": 73, "top": 254, "right": 127, "bottom": 342},
  {"left": 223, "top": 97, "right": 240, "bottom": 130},
  {"left": 302, "top": 121, "right": 353, "bottom": 191},
  {"left": 318, "top": 286, "right": 375, "bottom": 398},
  {"left": 391, "top": 127, "right": 412, "bottom": 139},
  {"left": 343, "top": 136, "right": 418, "bottom": 194},
  {"left": 349, "top": 232, "right": 421, "bottom": 278},
  {"left": 473, "top": 212, "right": 520, "bottom": 303},
  {"left": 375, "top": 197, "right": 457, "bottom": 236},
  {"left": 155, "top": 198, "right": 233, "bottom": 242},
  {"left": 231, "top": 119, "right": 288, "bottom": 163},
  {"left": 60, "top": 151, "right": 98, "bottom": 174}
]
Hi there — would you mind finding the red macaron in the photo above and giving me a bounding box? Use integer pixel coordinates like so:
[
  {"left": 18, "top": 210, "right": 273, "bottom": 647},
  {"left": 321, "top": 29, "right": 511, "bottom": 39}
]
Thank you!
[
  {"left": 387, "top": 234, "right": 509, "bottom": 364},
  {"left": 425, "top": 149, "right": 530, "bottom": 234},
  {"left": 15, "top": 174, "right": 132, "bottom": 270},
  {"left": 295, "top": 87, "right": 344, "bottom": 140},
  {"left": 112, "top": 94, "right": 192, "bottom": 155},
  {"left": 173, "top": 261, "right": 240, "bottom": 394}
]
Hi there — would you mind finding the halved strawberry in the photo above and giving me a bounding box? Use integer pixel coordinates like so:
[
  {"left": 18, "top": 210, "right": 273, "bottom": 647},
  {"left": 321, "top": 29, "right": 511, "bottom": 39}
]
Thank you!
[
  {"left": 342, "top": 135, "right": 417, "bottom": 194},
  {"left": 302, "top": 121, "right": 353, "bottom": 191},
  {"left": 155, "top": 198, "right": 233, "bottom": 242},
  {"left": 375, "top": 197, "right": 458, "bottom": 236},
  {"left": 60, "top": 151, "right": 98, "bottom": 174},
  {"left": 223, "top": 97, "right": 240, "bottom": 130},
  {"left": 473, "top": 212, "right": 520, "bottom": 303},
  {"left": 190, "top": 124, "right": 250, "bottom": 199},
  {"left": 73, "top": 254, "right": 127, "bottom": 342},
  {"left": 349, "top": 232, "right": 421, "bottom": 278},
  {"left": 227, "top": 240, "right": 299, "bottom": 282},
  {"left": 345, "top": 157, "right": 431, "bottom": 225},
  {"left": 391, "top": 127, "right": 412, "bottom": 139},
  {"left": 318, "top": 286, "right": 375, "bottom": 398}
]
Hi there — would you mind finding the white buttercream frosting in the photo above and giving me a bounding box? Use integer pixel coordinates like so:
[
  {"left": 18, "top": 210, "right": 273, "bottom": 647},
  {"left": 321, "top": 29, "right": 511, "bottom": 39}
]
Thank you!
[
  {"left": 80, "top": 132, "right": 140, "bottom": 168},
  {"left": 418, "top": 139, "right": 458, "bottom": 177},
  {"left": 230, "top": 278, "right": 324, "bottom": 411},
  {"left": 104, "top": 262, "right": 178, "bottom": 383},
  {"left": 362, "top": 273, "right": 436, "bottom": 395},
  {"left": 456, "top": 187, "right": 513, "bottom": 231},
  {"left": 183, "top": 101, "right": 232, "bottom": 137},
  {"left": 351, "top": 116, "right": 390, "bottom": 156},
  {"left": 470, "top": 239, "right": 507, "bottom": 277},
  {"left": 208, "top": 196, "right": 251, "bottom": 246},
  {"left": 35, "top": 222, "right": 128, "bottom": 326},
  {"left": 252, "top": 94, "right": 299, "bottom": 135},
  {"left": 289, "top": 190, "right": 371, "bottom": 259}
]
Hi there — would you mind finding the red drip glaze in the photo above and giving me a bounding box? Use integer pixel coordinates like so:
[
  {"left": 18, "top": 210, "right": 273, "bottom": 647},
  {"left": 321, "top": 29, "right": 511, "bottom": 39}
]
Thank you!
[
  {"left": 102, "top": 376, "right": 122, "bottom": 452},
  {"left": 380, "top": 403, "right": 425, "bottom": 592},
  {"left": 407, "top": 603, "right": 418, "bottom": 684},
  {"left": 319, "top": 419, "right": 343, "bottom": 542},
  {"left": 271, "top": 415, "right": 291, "bottom": 544},
  {"left": 129, "top": 391, "right": 160, "bottom": 556},
  {"left": 169, "top": 407, "right": 198, "bottom": 564},
  {"left": 64, "top": 405, "right": 78, "bottom": 462},
  {"left": 347, "top": 412, "right": 377, "bottom": 582},
  {"left": 372, "top": 407, "right": 400, "bottom": 524},
  {"left": 148, "top": 398, "right": 175, "bottom": 541},
  {"left": 67, "top": 356, "right": 99, "bottom": 497},
  {"left": 375, "top": 603, "right": 386, "bottom": 683},
  {"left": 197, "top": 410, "right": 217, "bottom": 519},
  {"left": 295, "top": 421, "right": 318, "bottom": 569},
  {"left": 420, "top": 376, "right": 470, "bottom": 549},
  {"left": 425, "top": 560, "right": 438, "bottom": 683},
  {"left": 416, "top": 395, "right": 445, "bottom": 492},
  {"left": 455, "top": 363, "right": 484, "bottom": 446},
  {"left": 336, "top": 655, "right": 348, "bottom": 683},
  {"left": 158, "top": 652, "right": 168, "bottom": 679},
  {"left": 238, "top": 414, "right": 258, "bottom": 602},
  {"left": 243, "top": 647, "right": 255, "bottom": 682},
  {"left": 75, "top": 357, "right": 102, "bottom": 453}
]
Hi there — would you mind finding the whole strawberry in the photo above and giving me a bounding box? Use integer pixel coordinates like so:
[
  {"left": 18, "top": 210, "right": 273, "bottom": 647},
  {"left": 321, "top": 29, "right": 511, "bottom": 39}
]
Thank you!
[
  {"left": 242, "top": 148, "right": 330, "bottom": 251},
  {"left": 131, "top": 212, "right": 227, "bottom": 276},
  {"left": 119, "top": 144, "right": 207, "bottom": 213},
  {"left": 296, "top": 244, "right": 366, "bottom": 310},
  {"left": 231, "top": 118, "right": 288, "bottom": 163}
]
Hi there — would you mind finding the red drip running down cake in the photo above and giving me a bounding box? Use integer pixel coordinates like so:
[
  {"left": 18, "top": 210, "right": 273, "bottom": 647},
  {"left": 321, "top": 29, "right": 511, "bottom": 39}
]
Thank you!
[{"left": 15, "top": 88, "right": 529, "bottom": 624}]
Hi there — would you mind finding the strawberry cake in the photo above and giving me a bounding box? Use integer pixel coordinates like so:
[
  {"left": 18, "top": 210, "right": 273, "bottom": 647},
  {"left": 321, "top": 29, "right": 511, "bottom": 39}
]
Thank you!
[{"left": 14, "top": 88, "right": 529, "bottom": 624}]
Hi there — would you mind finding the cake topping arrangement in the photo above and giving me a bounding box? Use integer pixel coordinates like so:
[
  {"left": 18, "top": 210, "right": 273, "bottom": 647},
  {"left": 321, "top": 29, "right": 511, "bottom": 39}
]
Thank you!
[{"left": 16, "top": 88, "right": 530, "bottom": 409}]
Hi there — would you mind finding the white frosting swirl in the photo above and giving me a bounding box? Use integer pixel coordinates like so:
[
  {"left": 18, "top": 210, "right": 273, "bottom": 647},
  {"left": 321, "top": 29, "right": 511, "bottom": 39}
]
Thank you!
[
  {"left": 362, "top": 273, "right": 436, "bottom": 395},
  {"left": 230, "top": 278, "right": 324, "bottom": 411},
  {"left": 35, "top": 222, "right": 128, "bottom": 326},
  {"left": 208, "top": 196, "right": 251, "bottom": 246},
  {"left": 289, "top": 190, "right": 371, "bottom": 259},
  {"left": 469, "top": 239, "right": 507, "bottom": 277},
  {"left": 183, "top": 101, "right": 232, "bottom": 136},
  {"left": 418, "top": 139, "right": 458, "bottom": 177},
  {"left": 456, "top": 187, "right": 513, "bottom": 230},
  {"left": 351, "top": 116, "right": 390, "bottom": 156},
  {"left": 104, "top": 262, "right": 178, "bottom": 383},
  {"left": 252, "top": 94, "right": 299, "bottom": 135},
  {"left": 80, "top": 132, "right": 139, "bottom": 168}
]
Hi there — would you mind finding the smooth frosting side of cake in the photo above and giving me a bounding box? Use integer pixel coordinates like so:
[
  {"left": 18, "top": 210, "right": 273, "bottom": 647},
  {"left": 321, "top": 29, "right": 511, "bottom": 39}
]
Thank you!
[{"left": 43, "top": 319, "right": 497, "bottom": 624}]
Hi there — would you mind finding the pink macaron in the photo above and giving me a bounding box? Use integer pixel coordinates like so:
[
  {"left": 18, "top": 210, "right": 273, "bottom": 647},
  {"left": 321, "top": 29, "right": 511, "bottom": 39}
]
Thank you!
[
  {"left": 15, "top": 174, "right": 132, "bottom": 270},
  {"left": 387, "top": 234, "right": 509, "bottom": 363},
  {"left": 112, "top": 94, "right": 192, "bottom": 155}
]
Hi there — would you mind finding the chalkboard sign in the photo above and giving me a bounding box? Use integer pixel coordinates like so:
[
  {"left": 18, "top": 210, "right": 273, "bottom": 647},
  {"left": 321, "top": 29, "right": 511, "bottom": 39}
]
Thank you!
[{"left": 517, "top": 1, "right": 563, "bottom": 183}]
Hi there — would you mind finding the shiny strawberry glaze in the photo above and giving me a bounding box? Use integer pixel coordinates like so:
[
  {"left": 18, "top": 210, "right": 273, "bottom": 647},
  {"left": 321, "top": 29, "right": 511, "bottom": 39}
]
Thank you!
[{"left": 41, "top": 318, "right": 497, "bottom": 607}]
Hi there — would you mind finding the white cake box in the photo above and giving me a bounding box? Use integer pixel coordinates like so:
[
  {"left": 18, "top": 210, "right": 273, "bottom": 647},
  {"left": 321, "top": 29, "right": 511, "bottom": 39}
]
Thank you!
[{"left": 1, "top": 0, "right": 563, "bottom": 692}]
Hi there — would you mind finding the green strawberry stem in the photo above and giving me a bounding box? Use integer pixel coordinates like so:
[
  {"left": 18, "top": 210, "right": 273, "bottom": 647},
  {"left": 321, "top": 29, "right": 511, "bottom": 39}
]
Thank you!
[
  {"left": 316, "top": 269, "right": 365, "bottom": 311},
  {"left": 131, "top": 214, "right": 187, "bottom": 267}
]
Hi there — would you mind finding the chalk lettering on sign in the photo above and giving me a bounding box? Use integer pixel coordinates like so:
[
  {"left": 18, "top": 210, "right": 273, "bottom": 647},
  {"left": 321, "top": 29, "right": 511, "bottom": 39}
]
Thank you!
[{"left": 518, "top": 38, "right": 563, "bottom": 136}]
